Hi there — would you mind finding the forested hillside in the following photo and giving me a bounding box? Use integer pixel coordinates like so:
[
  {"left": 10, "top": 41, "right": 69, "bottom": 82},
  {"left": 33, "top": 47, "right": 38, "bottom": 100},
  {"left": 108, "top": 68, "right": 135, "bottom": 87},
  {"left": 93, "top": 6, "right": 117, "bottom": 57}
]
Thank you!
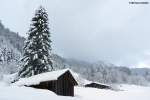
[{"left": 0, "top": 21, "right": 150, "bottom": 85}]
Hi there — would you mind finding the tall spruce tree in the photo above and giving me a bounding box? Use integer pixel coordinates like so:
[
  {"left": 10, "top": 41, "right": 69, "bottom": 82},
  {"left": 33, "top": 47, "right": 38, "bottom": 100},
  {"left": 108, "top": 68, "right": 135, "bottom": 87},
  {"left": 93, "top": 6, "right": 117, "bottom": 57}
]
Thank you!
[{"left": 18, "top": 6, "right": 53, "bottom": 78}]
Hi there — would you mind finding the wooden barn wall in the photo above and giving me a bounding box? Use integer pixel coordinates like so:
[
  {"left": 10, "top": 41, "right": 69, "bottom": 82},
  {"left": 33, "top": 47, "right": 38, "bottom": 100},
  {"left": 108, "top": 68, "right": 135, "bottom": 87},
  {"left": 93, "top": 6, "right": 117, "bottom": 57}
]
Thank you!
[
  {"left": 30, "top": 80, "right": 57, "bottom": 93},
  {"left": 57, "top": 71, "right": 74, "bottom": 96}
]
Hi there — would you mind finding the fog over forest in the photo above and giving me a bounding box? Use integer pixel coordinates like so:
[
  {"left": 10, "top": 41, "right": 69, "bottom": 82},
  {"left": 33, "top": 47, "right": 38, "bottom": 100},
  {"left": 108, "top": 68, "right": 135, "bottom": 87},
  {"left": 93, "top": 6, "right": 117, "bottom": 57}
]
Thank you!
[{"left": 0, "top": 0, "right": 150, "bottom": 68}]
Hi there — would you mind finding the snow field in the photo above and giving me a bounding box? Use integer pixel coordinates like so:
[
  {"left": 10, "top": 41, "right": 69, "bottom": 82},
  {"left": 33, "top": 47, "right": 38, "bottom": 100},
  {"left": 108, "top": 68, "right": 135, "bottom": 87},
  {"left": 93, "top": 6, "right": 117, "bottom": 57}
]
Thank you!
[{"left": 0, "top": 82, "right": 150, "bottom": 100}]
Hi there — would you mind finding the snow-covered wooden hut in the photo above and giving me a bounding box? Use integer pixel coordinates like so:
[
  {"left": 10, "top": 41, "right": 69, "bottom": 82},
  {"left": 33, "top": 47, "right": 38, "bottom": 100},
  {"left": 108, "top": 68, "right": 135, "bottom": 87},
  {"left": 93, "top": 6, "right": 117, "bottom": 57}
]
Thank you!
[
  {"left": 15, "top": 69, "right": 78, "bottom": 96},
  {"left": 85, "top": 82, "right": 111, "bottom": 89}
]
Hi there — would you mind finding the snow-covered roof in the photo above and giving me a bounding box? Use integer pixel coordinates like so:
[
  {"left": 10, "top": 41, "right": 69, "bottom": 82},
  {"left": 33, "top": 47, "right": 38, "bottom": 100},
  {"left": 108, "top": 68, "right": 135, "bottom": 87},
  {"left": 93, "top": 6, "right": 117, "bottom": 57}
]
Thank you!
[
  {"left": 14, "top": 68, "right": 75, "bottom": 86},
  {"left": 85, "top": 81, "right": 111, "bottom": 87}
]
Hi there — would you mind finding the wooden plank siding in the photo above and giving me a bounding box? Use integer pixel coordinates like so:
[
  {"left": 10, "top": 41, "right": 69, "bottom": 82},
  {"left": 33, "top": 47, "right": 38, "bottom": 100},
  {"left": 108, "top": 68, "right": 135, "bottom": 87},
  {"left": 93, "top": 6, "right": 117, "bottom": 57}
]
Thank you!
[{"left": 57, "top": 71, "right": 75, "bottom": 96}]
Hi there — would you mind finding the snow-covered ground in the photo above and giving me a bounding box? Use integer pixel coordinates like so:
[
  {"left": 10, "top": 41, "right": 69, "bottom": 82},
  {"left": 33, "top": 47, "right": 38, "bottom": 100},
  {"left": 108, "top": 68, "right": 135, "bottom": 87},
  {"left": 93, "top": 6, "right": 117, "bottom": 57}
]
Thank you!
[
  {"left": 0, "top": 82, "right": 150, "bottom": 100},
  {"left": 75, "top": 85, "right": 150, "bottom": 100}
]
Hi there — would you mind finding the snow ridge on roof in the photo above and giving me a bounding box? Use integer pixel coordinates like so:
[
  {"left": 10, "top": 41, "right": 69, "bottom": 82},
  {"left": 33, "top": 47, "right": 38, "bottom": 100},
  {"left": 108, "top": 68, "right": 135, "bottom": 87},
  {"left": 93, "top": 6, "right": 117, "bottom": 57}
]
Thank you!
[{"left": 14, "top": 68, "right": 72, "bottom": 86}]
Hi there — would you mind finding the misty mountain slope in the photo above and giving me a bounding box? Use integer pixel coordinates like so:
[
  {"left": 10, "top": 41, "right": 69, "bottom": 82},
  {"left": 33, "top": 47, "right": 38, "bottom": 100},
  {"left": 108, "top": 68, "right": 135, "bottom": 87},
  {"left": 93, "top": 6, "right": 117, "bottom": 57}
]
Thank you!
[
  {"left": 0, "top": 21, "right": 150, "bottom": 85},
  {"left": 131, "top": 68, "right": 150, "bottom": 76},
  {"left": 0, "top": 21, "right": 22, "bottom": 76},
  {"left": 52, "top": 54, "right": 150, "bottom": 85},
  {"left": 0, "top": 21, "right": 25, "bottom": 53},
  {"left": 0, "top": 36, "right": 20, "bottom": 54},
  {"left": 0, "top": 35, "right": 21, "bottom": 75}
]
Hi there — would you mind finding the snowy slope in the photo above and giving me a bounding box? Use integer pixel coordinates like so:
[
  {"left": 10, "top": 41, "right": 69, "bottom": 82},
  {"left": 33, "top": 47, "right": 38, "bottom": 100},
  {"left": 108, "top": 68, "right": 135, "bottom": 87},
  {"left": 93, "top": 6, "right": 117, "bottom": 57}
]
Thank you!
[
  {"left": 75, "top": 85, "right": 150, "bottom": 100},
  {"left": 0, "top": 82, "right": 150, "bottom": 100},
  {"left": 0, "top": 21, "right": 23, "bottom": 75},
  {"left": 0, "top": 36, "right": 21, "bottom": 56},
  {"left": 0, "top": 21, "right": 25, "bottom": 53},
  {"left": 0, "top": 36, "right": 21, "bottom": 76}
]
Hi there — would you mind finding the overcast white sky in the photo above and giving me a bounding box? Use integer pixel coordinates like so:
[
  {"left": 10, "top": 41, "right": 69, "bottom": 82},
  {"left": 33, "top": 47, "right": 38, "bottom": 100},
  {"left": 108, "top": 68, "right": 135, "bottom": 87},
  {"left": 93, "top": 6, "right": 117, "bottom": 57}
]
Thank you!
[{"left": 0, "top": 0, "right": 150, "bottom": 68}]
